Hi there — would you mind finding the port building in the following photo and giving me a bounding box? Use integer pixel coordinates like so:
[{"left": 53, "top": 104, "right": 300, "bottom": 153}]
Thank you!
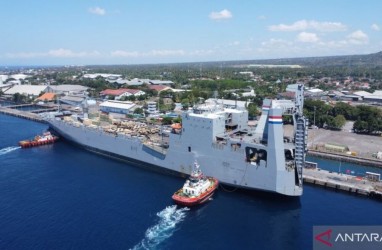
[
  {"left": 100, "top": 89, "right": 146, "bottom": 100},
  {"left": 99, "top": 100, "right": 137, "bottom": 116},
  {"left": 3, "top": 85, "right": 53, "bottom": 97}
]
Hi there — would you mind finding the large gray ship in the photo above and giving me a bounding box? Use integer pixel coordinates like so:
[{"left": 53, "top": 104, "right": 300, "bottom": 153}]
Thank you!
[{"left": 47, "top": 84, "right": 307, "bottom": 196}]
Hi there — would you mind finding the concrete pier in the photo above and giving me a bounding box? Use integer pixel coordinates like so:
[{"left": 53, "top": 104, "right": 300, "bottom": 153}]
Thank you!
[
  {"left": 303, "top": 168, "right": 382, "bottom": 199},
  {"left": 0, "top": 106, "right": 46, "bottom": 123}
]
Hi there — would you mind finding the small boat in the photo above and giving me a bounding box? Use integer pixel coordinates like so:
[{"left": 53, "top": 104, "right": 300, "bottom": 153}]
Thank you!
[
  {"left": 172, "top": 161, "right": 218, "bottom": 207},
  {"left": 19, "top": 131, "right": 59, "bottom": 148}
]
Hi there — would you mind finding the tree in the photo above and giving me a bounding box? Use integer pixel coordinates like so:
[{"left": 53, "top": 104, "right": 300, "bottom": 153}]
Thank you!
[
  {"left": 332, "top": 115, "right": 346, "bottom": 130},
  {"left": 247, "top": 103, "right": 259, "bottom": 119},
  {"left": 331, "top": 102, "right": 358, "bottom": 120},
  {"left": 304, "top": 99, "right": 331, "bottom": 128},
  {"left": 138, "top": 94, "right": 146, "bottom": 101},
  {"left": 161, "top": 117, "right": 173, "bottom": 125},
  {"left": 127, "top": 95, "right": 136, "bottom": 101},
  {"left": 353, "top": 119, "right": 368, "bottom": 133},
  {"left": 12, "top": 93, "right": 28, "bottom": 103},
  {"left": 133, "top": 107, "right": 144, "bottom": 114},
  {"left": 181, "top": 98, "right": 190, "bottom": 110}
]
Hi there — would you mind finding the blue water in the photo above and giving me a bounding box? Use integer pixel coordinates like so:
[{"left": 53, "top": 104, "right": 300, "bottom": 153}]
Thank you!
[
  {"left": 0, "top": 113, "right": 381, "bottom": 250},
  {"left": 306, "top": 155, "right": 382, "bottom": 176}
]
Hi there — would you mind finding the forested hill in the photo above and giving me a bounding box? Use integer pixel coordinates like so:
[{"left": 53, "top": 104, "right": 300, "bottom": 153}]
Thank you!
[{"left": 227, "top": 51, "right": 382, "bottom": 68}]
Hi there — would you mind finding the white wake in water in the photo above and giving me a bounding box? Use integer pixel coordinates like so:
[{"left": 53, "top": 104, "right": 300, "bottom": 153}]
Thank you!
[
  {"left": 0, "top": 146, "right": 21, "bottom": 156},
  {"left": 131, "top": 205, "right": 189, "bottom": 250}
]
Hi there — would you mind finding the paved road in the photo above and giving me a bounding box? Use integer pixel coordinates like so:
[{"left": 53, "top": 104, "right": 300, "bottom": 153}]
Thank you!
[
  {"left": 284, "top": 124, "right": 382, "bottom": 159},
  {"left": 307, "top": 127, "right": 382, "bottom": 158}
]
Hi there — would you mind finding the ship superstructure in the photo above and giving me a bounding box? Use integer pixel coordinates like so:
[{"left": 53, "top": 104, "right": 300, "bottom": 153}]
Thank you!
[{"left": 47, "top": 84, "right": 307, "bottom": 196}]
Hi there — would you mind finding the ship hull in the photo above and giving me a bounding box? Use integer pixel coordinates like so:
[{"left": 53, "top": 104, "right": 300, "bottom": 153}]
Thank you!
[{"left": 48, "top": 119, "right": 302, "bottom": 197}]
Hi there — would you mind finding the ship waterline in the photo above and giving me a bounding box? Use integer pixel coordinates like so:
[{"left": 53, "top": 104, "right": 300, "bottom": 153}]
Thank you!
[{"left": 48, "top": 84, "right": 307, "bottom": 196}]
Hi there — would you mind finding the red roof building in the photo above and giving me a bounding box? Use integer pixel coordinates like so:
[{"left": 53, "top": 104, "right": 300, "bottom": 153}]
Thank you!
[
  {"left": 100, "top": 88, "right": 145, "bottom": 100},
  {"left": 35, "top": 92, "right": 56, "bottom": 102},
  {"left": 147, "top": 85, "right": 171, "bottom": 92}
]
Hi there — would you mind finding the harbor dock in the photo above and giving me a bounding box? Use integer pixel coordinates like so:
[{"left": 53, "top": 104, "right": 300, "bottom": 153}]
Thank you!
[
  {"left": 0, "top": 106, "right": 46, "bottom": 123},
  {"left": 303, "top": 167, "right": 382, "bottom": 199}
]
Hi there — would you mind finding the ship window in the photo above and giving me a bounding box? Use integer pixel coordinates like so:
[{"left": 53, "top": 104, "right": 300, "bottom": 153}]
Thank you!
[
  {"left": 285, "top": 149, "right": 294, "bottom": 160},
  {"left": 231, "top": 143, "right": 241, "bottom": 151},
  {"left": 188, "top": 146, "right": 191, "bottom": 152},
  {"left": 245, "top": 147, "right": 267, "bottom": 165}
]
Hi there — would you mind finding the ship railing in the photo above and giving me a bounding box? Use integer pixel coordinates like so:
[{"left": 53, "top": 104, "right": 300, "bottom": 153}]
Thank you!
[{"left": 212, "top": 142, "right": 225, "bottom": 150}]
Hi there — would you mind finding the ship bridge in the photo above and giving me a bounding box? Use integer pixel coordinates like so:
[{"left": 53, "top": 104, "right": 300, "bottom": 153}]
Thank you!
[
  {"left": 271, "top": 100, "right": 296, "bottom": 115},
  {"left": 192, "top": 100, "right": 224, "bottom": 115}
]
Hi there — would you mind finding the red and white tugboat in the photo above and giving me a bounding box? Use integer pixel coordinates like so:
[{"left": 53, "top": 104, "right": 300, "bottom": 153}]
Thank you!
[
  {"left": 172, "top": 161, "right": 218, "bottom": 207},
  {"left": 19, "top": 131, "right": 59, "bottom": 148}
]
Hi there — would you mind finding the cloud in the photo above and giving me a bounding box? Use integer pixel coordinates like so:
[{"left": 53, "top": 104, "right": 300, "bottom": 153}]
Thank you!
[
  {"left": 5, "top": 49, "right": 101, "bottom": 59},
  {"left": 110, "top": 49, "right": 185, "bottom": 57},
  {"left": 257, "top": 27, "right": 373, "bottom": 59},
  {"left": 269, "top": 20, "right": 347, "bottom": 32},
  {"left": 229, "top": 41, "right": 240, "bottom": 46},
  {"left": 296, "top": 32, "right": 319, "bottom": 43},
  {"left": 209, "top": 9, "right": 232, "bottom": 20},
  {"left": 48, "top": 48, "right": 101, "bottom": 57},
  {"left": 111, "top": 50, "right": 140, "bottom": 57},
  {"left": 88, "top": 7, "right": 106, "bottom": 16},
  {"left": 347, "top": 30, "right": 369, "bottom": 44},
  {"left": 188, "top": 49, "right": 214, "bottom": 56},
  {"left": 257, "top": 38, "right": 301, "bottom": 56},
  {"left": 371, "top": 24, "right": 380, "bottom": 31},
  {"left": 150, "top": 50, "right": 185, "bottom": 56},
  {"left": 261, "top": 38, "right": 293, "bottom": 48}
]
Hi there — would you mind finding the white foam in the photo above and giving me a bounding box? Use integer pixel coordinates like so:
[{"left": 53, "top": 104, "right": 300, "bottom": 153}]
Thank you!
[
  {"left": 0, "top": 146, "right": 21, "bottom": 156},
  {"left": 131, "top": 205, "right": 189, "bottom": 250}
]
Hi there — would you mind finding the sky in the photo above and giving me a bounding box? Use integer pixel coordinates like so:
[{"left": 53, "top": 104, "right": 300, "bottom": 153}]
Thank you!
[{"left": 1, "top": 0, "right": 381, "bottom": 66}]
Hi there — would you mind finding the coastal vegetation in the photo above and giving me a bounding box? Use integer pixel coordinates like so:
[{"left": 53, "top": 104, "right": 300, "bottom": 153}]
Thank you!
[
  {"left": 1, "top": 51, "right": 382, "bottom": 134},
  {"left": 304, "top": 99, "right": 382, "bottom": 134}
]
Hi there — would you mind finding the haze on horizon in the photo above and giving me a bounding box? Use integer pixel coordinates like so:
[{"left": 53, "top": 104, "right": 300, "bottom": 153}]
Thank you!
[{"left": 1, "top": 0, "right": 381, "bottom": 66}]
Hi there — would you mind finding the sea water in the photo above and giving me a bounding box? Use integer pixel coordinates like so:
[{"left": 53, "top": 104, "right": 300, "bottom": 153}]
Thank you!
[{"left": 0, "top": 113, "right": 381, "bottom": 250}]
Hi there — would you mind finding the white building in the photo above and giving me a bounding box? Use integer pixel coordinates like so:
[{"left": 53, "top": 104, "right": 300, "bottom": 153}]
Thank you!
[
  {"left": 205, "top": 98, "right": 250, "bottom": 109},
  {"left": 4, "top": 85, "right": 53, "bottom": 97},
  {"left": 0, "top": 75, "right": 9, "bottom": 82},
  {"left": 50, "top": 85, "right": 89, "bottom": 96},
  {"left": 242, "top": 89, "right": 256, "bottom": 97},
  {"left": 99, "top": 100, "right": 136, "bottom": 115},
  {"left": 10, "top": 74, "right": 31, "bottom": 80},
  {"left": 149, "top": 80, "right": 174, "bottom": 85},
  {"left": 147, "top": 101, "right": 158, "bottom": 114},
  {"left": 307, "top": 88, "right": 324, "bottom": 96},
  {"left": 353, "top": 90, "right": 382, "bottom": 103},
  {"left": 100, "top": 89, "right": 146, "bottom": 100},
  {"left": 83, "top": 73, "right": 121, "bottom": 79}
]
